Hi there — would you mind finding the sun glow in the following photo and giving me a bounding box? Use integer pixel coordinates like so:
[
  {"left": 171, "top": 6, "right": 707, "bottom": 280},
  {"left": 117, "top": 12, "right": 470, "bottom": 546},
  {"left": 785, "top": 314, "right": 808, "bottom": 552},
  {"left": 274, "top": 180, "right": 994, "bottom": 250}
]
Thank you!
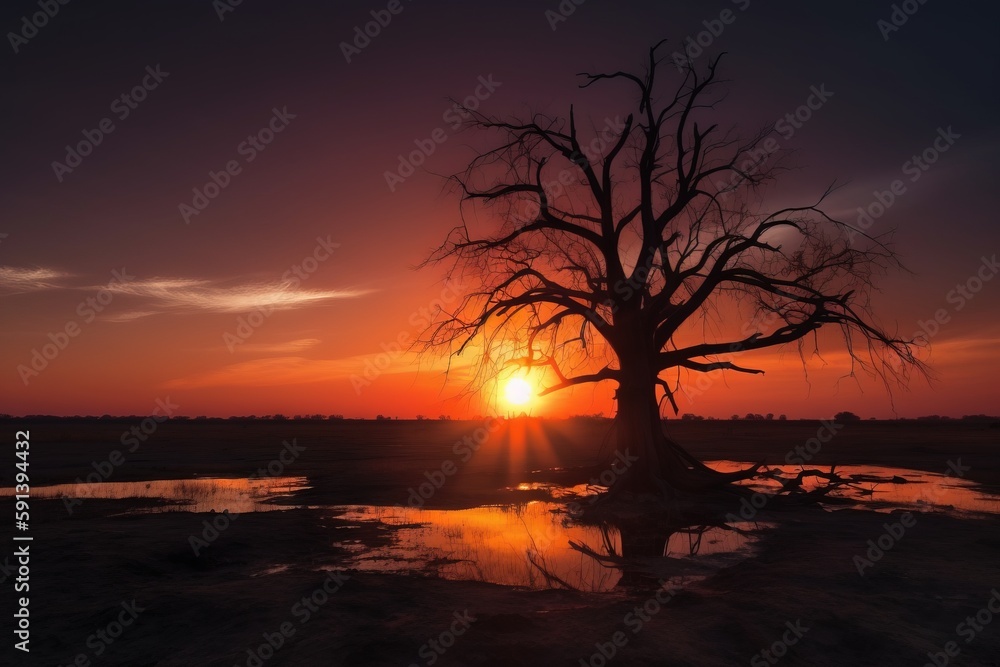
[{"left": 504, "top": 377, "right": 533, "bottom": 406}]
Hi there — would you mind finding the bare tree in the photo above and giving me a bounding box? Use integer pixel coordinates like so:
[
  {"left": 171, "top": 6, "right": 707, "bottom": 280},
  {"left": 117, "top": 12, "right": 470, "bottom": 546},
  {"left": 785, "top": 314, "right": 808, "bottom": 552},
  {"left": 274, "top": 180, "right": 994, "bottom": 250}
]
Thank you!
[{"left": 420, "top": 42, "right": 920, "bottom": 494}]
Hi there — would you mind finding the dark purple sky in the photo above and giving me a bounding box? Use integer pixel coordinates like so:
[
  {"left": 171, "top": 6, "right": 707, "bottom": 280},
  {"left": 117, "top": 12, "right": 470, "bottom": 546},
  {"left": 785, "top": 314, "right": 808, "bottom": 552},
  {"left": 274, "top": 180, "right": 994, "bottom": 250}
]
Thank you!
[{"left": 2, "top": 0, "right": 998, "bottom": 417}]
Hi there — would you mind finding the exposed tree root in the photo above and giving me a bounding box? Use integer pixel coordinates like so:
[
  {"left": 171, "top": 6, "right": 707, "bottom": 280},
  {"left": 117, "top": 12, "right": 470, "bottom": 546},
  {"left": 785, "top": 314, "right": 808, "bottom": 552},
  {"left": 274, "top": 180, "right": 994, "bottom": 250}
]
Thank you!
[
  {"left": 556, "top": 446, "right": 912, "bottom": 591},
  {"left": 608, "top": 435, "right": 763, "bottom": 498},
  {"left": 596, "top": 455, "right": 879, "bottom": 520}
]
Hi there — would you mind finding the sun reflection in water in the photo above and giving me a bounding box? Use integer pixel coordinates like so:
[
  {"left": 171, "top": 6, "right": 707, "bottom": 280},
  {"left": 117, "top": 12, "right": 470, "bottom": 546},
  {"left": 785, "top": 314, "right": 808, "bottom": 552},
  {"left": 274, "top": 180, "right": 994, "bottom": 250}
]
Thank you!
[{"left": 331, "top": 502, "right": 761, "bottom": 592}]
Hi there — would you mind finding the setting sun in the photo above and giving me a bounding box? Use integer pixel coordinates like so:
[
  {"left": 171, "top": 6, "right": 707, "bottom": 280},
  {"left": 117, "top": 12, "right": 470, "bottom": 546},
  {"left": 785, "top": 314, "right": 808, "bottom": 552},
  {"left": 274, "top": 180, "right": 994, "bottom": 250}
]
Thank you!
[
  {"left": 4, "top": 4, "right": 998, "bottom": 663},
  {"left": 504, "top": 377, "right": 533, "bottom": 406}
]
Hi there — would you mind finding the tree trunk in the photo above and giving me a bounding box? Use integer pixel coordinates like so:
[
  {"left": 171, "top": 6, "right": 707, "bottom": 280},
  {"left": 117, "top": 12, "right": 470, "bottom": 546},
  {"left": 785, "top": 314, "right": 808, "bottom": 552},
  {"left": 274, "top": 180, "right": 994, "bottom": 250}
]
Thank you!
[
  {"left": 612, "top": 374, "right": 667, "bottom": 493},
  {"left": 611, "top": 351, "right": 761, "bottom": 496}
]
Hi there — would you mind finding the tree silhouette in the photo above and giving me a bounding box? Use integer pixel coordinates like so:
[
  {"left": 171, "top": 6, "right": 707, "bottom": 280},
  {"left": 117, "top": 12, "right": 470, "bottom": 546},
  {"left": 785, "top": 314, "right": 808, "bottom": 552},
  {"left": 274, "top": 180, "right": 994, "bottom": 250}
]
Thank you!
[{"left": 421, "top": 42, "right": 920, "bottom": 494}]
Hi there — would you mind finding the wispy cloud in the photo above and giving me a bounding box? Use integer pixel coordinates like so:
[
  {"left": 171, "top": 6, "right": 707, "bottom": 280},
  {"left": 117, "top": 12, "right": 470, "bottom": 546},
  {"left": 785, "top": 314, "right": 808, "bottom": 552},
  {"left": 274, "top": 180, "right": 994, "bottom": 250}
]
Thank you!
[
  {"left": 234, "top": 338, "right": 322, "bottom": 354},
  {"left": 0, "top": 266, "right": 72, "bottom": 293},
  {"left": 103, "top": 310, "right": 159, "bottom": 323},
  {"left": 919, "top": 335, "right": 1000, "bottom": 363},
  {"left": 1, "top": 264, "right": 372, "bottom": 318},
  {"left": 105, "top": 277, "right": 371, "bottom": 314}
]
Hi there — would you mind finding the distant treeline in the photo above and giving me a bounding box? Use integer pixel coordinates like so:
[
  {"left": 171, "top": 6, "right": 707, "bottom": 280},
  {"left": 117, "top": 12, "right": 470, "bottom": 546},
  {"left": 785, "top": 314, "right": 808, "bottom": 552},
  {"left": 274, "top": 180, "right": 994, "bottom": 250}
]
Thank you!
[{"left": 1, "top": 413, "right": 998, "bottom": 422}]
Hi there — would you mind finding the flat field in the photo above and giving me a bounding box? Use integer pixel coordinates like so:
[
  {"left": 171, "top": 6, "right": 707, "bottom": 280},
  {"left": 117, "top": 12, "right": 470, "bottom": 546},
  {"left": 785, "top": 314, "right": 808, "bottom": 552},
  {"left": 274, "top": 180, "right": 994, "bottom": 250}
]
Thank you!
[{"left": 2, "top": 418, "right": 998, "bottom": 666}]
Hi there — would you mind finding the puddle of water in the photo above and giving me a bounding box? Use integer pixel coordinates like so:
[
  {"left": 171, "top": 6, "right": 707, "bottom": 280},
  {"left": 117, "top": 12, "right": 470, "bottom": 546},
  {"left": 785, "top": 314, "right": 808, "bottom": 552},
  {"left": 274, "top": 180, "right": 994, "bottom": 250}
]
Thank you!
[
  {"left": 664, "top": 524, "right": 752, "bottom": 557},
  {"left": 330, "top": 502, "right": 763, "bottom": 592},
  {"left": 0, "top": 477, "right": 309, "bottom": 514},
  {"left": 707, "top": 461, "right": 1000, "bottom": 515},
  {"left": 506, "top": 482, "right": 597, "bottom": 497},
  {"left": 6, "top": 462, "right": 995, "bottom": 593},
  {"left": 514, "top": 464, "right": 1000, "bottom": 516}
]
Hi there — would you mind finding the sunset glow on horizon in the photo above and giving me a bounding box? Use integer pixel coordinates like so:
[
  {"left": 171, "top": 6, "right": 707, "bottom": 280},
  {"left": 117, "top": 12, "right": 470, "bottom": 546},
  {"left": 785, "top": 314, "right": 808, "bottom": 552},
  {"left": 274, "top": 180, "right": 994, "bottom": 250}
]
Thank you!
[{"left": 1, "top": 2, "right": 997, "bottom": 421}]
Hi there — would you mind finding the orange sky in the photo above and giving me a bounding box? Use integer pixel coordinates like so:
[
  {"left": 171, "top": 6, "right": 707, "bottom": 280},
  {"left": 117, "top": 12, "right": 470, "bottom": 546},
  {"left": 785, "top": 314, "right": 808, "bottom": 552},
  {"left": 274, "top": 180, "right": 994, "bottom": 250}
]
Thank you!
[
  {"left": 2, "top": 2, "right": 998, "bottom": 419},
  {"left": 3, "top": 263, "right": 998, "bottom": 419}
]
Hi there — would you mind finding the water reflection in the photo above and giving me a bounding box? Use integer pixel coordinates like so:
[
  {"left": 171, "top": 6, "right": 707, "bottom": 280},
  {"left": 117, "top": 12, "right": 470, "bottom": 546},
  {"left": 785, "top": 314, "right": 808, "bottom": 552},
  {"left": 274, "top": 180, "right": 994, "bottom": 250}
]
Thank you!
[
  {"left": 0, "top": 477, "right": 309, "bottom": 514},
  {"left": 330, "top": 462, "right": 1000, "bottom": 591},
  {"left": 5, "top": 462, "right": 997, "bottom": 593},
  {"left": 331, "top": 503, "right": 763, "bottom": 592},
  {"left": 710, "top": 461, "right": 1000, "bottom": 515}
]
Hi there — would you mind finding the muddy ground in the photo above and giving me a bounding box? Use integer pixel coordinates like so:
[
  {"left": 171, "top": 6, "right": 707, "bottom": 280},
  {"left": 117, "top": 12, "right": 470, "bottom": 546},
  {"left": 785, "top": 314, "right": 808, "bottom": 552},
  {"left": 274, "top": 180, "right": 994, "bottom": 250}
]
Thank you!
[{"left": 2, "top": 418, "right": 999, "bottom": 666}]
